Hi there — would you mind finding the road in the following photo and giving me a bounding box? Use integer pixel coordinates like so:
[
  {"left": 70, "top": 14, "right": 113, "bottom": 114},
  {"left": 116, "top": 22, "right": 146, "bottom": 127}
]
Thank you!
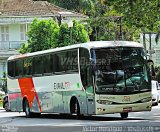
[{"left": 0, "top": 105, "right": 160, "bottom": 132}]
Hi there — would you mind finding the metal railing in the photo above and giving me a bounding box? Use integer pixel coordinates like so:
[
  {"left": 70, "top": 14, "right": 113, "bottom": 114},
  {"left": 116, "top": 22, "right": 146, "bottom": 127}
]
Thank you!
[{"left": 0, "top": 41, "right": 26, "bottom": 50}]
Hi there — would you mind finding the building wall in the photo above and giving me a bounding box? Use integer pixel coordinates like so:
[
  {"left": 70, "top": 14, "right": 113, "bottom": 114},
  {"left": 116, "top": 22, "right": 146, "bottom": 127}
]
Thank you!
[
  {"left": 140, "top": 33, "right": 160, "bottom": 66},
  {"left": 0, "top": 23, "right": 28, "bottom": 78}
]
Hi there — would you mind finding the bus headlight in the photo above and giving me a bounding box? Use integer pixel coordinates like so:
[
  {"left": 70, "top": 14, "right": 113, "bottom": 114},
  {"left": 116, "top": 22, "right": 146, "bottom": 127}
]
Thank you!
[
  {"left": 141, "top": 97, "right": 152, "bottom": 103},
  {"left": 97, "top": 100, "right": 112, "bottom": 105}
]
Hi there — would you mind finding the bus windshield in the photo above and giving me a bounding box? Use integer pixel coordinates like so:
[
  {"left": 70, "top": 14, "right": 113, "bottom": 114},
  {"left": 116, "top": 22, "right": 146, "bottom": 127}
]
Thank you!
[{"left": 91, "top": 47, "right": 151, "bottom": 95}]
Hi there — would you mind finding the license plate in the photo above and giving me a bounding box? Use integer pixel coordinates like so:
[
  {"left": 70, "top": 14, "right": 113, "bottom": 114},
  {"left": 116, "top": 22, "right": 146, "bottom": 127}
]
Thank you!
[{"left": 123, "top": 107, "right": 132, "bottom": 112}]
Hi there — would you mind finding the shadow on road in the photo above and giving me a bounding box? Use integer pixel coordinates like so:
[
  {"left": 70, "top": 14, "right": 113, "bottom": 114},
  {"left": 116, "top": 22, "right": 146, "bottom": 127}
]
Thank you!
[{"left": 17, "top": 113, "right": 147, "bottom": 121}]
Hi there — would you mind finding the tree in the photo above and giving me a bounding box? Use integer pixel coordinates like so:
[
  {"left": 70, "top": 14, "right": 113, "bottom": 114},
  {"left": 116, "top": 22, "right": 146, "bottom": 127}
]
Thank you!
[
  {"left": 0, "top": 72, "right": 7, "bottom": 94},
  {"left": 48, "top": 0, "right": 94, "bottom": 15},
  {"left": 56, "top": 20, "right": 90, "bottom": 47},
  {"left": 19, "top": 19, "right": 90, "bottom": 53},
  {"left": 35, "top": 0, "right": 160, "bottom": 41},
  {"left": 19, "top": 18, "right": 59, "bottom": 53}
]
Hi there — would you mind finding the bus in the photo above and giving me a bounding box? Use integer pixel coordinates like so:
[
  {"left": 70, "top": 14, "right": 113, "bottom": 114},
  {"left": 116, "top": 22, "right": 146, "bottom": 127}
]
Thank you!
[{"left": 7, "top": 41, "right": 153, "bottom": 118}]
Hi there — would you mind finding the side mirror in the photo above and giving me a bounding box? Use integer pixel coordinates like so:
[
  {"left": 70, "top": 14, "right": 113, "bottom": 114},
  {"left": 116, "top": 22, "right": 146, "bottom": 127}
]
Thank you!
[
  {"left": 147, "top": 59, "right": 155, "bottom": 77},
  {"left": 147, "top": 59, "right": 154, "bottom": 63}
]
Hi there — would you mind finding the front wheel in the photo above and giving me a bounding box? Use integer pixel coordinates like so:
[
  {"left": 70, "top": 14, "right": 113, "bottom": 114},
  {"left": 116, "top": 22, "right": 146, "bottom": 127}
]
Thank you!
[
  {"left": 4, "top": 102, "right": 10, "bottom": 112},
  {"left": 24, "top": 99, "right": 32, "bottom": 118},
  {"left": 70, "top": 99, "right": 81, "bottom": 119},
  {"left": 120, "top": 112, "right": 128, "bottom": 119}
]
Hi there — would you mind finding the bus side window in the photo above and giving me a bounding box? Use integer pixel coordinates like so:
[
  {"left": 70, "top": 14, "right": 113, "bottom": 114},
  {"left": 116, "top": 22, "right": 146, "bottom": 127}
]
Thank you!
[
  {"left": 33, "top": 56, "right": 43, "bottom": 75},
  {"left": 66, "top": 51, "right": 72, "bottom": 71},
  {"left": 8, "top": 61, "right": 15, "bottom": 78},
  {"left": 43, "top": 54, "right": 53, "bottom": 74},
  {"left": 15, "top": 59, "right": 23, "bottom": 77},
  {"left": 23, "top": 57, "right": 33, "bottom": 76}
]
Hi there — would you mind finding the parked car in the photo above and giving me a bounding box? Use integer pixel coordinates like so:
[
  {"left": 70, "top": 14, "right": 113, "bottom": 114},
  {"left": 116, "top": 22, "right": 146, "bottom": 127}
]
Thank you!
[
  {"left": 151, "top": 80, "right": 160, "bottom": 106},
  {"left": 3, "top": 95, "right": 10, "bottom": 111}
]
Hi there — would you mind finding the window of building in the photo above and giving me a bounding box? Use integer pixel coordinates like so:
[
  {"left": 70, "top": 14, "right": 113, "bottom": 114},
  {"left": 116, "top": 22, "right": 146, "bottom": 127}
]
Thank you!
[
  {"left": 1, "top": 25, "right": 9, "bottom": 41},
  {"left": 20, "top": 24, "right": 26, "bottom": 41}
]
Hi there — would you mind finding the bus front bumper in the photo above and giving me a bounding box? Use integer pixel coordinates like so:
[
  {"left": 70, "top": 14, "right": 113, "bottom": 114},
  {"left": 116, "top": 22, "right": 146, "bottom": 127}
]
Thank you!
[{"left": 95, "top": 102, "right": 152, "bottom": 115}]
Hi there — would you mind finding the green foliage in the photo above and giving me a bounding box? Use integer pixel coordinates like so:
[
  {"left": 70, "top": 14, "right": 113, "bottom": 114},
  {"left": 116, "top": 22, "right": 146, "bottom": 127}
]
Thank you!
[
  {"left": 27, "top": 18, "right": 59, "bottom": 52},
  {"left": 34, "top": 0, "right": 160, "bottom": 41},
  {"left": 55, "top": 23, "right": 70, "bottom": 47},
  {"left": 0, "top": 72, "right": 7, "bottom": 94},
  {"left": 56, "top": 20, "right": 90, "bottom": 47},
  {"left": 19, "top": 43, "right": 28, "bottom": 54},
  {"left": 33, "top": 0, "right": 160, "bottom": 43},
  {"left": 20, "top": 18, "right": 59, "bottom": 53},
  {"left": 19, "top": 18, "right": 90, "bottom": 53}
]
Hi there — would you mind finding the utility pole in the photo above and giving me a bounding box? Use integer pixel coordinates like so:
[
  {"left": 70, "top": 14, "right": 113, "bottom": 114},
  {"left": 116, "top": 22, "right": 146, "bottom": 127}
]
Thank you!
[
  {"left": 57, "top": 14, "right": 62, "bottom": 26},
  {"left": 143, "top": 33, "right": 146, "bottom": 50},
  {"left": 119, "top": 17, "right": 122, "bottom": 40},
  {"left": 149, "top": 33, "right": 152, "bottom": 59}
]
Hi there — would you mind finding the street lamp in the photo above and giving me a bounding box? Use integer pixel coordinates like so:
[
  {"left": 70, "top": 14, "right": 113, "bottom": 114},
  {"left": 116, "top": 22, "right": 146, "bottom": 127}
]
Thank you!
[
  {"left": 56, "top": 11, "right": 74, "bottom": 26},
  {"left": 68, "top": 21, "right": 73, "bottom": 45}
]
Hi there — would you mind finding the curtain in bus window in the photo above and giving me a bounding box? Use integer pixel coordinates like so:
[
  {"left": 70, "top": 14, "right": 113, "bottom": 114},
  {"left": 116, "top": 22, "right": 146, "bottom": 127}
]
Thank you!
[
  {"left": 15, "top": 60, "right": 23, "bottom": 77},
  {"left": 66, "top": 51, "right": 73, "bottom": 71},
  {"left": 72, "top": 50, "right": 78, "bottom": 71},
  {"left": 56, "top": 52, "right": 66, "bottom": 72},
  {"left": 52, "top": 54, "right": 58, "bottom": 73},
  {"left": 33, "top": 56, "right": 43, "bottom": 75},
  {"left": 43, "top": 54, "right": 53, "bottom": 74}
]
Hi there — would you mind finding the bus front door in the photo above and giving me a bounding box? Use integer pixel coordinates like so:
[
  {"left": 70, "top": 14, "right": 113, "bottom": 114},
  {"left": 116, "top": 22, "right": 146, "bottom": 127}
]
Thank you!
[{"left": 86, "top": 86, "right": 95, "bottom": 115}]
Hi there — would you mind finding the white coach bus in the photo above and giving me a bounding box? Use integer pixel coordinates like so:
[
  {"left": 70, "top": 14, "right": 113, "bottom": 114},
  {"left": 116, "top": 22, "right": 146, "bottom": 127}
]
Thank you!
[{"left": 7, "top": 41, "right": 153, "bottom": 118}]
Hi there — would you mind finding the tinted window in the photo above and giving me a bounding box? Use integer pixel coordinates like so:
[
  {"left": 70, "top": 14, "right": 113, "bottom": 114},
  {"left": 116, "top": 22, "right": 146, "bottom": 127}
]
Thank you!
[
  {"left": 33, "top": 56, "right": 43, "bottom": 75},
  {"left": 79, "top": 48, "right": 90, "bottom": 87},
  {"left": 65, "top": 50, "right": 78, "bottom": 72},
  {"left": 15, "top": 60, "right": 23, "bottom": 77},
  {"left": 43, "top": 54, "right": 53, "bottom": 74},
  {"left": 8, "top": 61, "right": 15, "bottom": 77},
  {"left": 23, "top": 57, "right": 33, "bottom": 76}
]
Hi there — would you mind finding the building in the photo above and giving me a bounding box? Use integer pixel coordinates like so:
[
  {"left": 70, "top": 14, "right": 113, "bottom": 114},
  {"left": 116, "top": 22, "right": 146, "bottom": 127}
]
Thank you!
[
  {"left": 0, "top": 0, "right": 86, "bottom": 80},
  {"left": 140, "top": 33, "right": 160, "bottom": 66}
]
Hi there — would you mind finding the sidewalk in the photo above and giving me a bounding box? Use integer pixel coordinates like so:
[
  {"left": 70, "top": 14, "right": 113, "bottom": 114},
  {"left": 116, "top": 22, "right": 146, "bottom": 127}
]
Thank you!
[{"left": 0, "top": 107, "right": 4, "bottom": 110}]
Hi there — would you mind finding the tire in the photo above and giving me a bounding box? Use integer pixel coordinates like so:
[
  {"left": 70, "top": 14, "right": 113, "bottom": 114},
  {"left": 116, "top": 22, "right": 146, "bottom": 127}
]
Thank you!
[
  {"left": 70, "top": 99, "right": 81, "bottom": 119},
  {"left": 24, "top": 99, "right": 33, "bottom": 118},
  {"left": 4, "top": 102, "right": 10, "bottom": 112},
  {"left": 120, "top": 112, "right": 128, "bottom": 119}
]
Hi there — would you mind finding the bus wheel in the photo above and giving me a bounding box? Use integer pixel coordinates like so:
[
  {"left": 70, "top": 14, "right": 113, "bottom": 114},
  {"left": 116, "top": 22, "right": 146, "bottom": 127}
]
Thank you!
[
  {"left": 120, "top": 112, "right": 128, "bottom": 119},
  {"left": 70, "top": 99, "right": 80, "bottom": 119},
  {"left": 4, "top": 102, "right": 10, "bottom": 112},
  {"left": 24, "top": 99, "right": 32, "bottom": 118}
]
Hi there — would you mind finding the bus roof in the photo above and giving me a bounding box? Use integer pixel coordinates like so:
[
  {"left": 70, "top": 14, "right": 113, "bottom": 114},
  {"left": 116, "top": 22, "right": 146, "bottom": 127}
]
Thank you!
[{"left": 8, "top": 41, "right": 143, "bottom": 60}]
